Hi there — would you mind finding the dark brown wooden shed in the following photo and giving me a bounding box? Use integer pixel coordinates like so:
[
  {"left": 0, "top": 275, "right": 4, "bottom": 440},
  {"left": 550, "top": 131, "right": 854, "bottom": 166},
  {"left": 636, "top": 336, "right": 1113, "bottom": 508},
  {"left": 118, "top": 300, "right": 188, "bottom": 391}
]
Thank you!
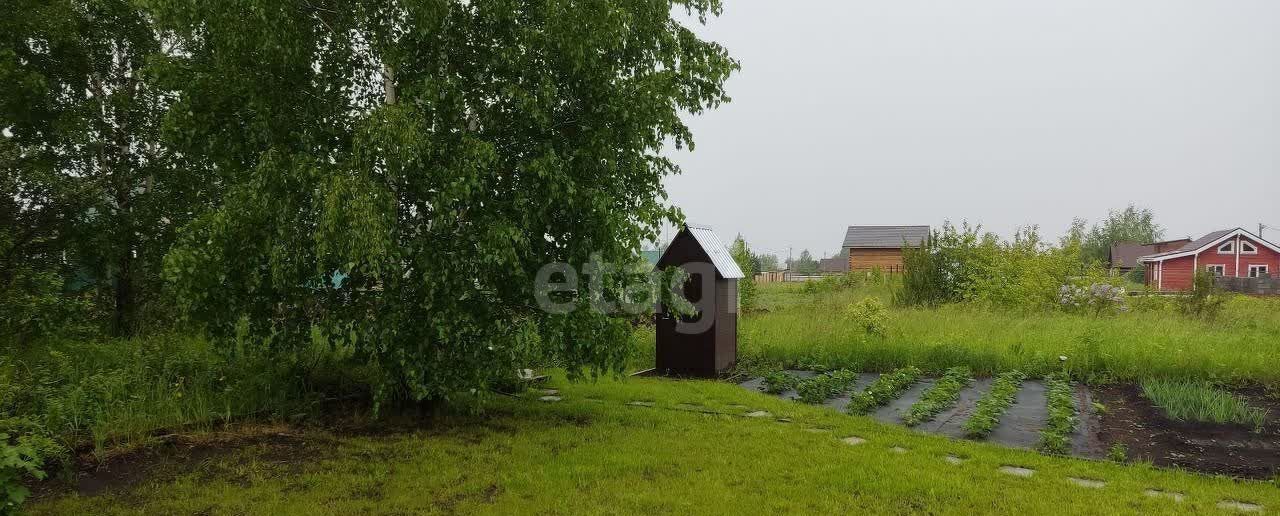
[{"left": 653, "top": 224, "right": 745, "bottom": 377}]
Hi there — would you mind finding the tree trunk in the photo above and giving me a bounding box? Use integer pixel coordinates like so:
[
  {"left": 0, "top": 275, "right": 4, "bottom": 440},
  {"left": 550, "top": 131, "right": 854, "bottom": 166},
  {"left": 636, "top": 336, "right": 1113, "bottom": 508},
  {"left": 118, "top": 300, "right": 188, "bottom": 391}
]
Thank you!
[{"left": 112, "top": 248, "right": 135, "bottom": 337}]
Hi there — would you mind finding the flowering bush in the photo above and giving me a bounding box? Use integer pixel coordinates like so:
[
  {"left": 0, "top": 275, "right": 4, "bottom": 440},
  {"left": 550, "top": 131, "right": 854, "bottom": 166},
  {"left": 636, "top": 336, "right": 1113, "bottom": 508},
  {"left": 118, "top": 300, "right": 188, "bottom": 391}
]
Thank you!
[{"left": 1058, "top": 283, "right": 1128, "bottom": 316}]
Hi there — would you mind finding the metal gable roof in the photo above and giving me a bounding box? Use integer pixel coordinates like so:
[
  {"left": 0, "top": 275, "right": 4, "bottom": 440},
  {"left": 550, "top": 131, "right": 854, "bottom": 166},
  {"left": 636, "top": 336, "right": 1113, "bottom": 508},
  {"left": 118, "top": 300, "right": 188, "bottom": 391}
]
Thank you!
[
  {"left": 686, "top": 224, "right": 745, "bottom": 279},
  {"left": 842, "top": 225, "right": 930, "bottom": 249}
]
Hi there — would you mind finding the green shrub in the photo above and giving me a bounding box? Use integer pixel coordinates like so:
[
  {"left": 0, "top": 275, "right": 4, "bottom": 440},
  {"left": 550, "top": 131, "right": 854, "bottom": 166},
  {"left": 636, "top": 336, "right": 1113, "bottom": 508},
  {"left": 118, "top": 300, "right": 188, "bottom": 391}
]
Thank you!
[
  {"left": 1141, "top": 379, "right": 1267, "bottom": 431},
  {"left": 795, "top": 370, "right": 859, "bottom": 404},
  {"left": 1, "top": 433, "right": 46, "bottom": 516},
  {"left": 846, "top": 297, "right": 888, "bottom": 338},
  {"left": 760, "top": 371, "right": 800, "bottom": 395},
  {"left": 1038, "top": 372, "right": 1078, "bottom": 455},
  {"left": 903, "top": 367, "right": 972, "bottom": 427},
  {"left": 896, "top": 222, "right": 1099, "bottom": 312},
  {"left": 1179, "top": 270, "right": 1228, "bottom": 321},
  {"left": 848, "top": 366, "right": 921, "bottom": 415},
  {"left": 963, "top": 370, "right": 1027, "bottom": 438}
]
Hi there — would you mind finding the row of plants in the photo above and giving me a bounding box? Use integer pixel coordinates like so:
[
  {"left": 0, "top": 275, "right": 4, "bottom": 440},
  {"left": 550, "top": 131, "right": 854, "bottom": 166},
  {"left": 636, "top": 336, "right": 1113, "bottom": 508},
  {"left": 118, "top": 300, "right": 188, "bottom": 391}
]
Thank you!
[
  {"left": 902, "top": 367, "right": 973, "bottom": 427},
  {"left": 847, "top": 366, "right": 922, "bottom": 415},
  {"left": 760, "top": 371, "right": 802, "bottom": 395},
  {"left": 1141, "top": 379, "right": 1268, "bottom": 431},
  {"left": 1037, "top": 372, "right": 1079, "bottom": 455},
  {"left": 796, "top": 370, "right": 860, "bottom": 404},
  {"left": 962, "top": 370, "right": 1027, "bottom": 438}
]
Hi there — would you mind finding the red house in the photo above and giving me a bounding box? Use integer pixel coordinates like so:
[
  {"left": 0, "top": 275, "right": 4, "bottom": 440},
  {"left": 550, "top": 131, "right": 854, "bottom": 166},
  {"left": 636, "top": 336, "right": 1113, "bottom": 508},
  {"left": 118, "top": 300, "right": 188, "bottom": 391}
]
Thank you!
[{"left": 1138, "top": 228, "right": 1280, "bottom": 291}]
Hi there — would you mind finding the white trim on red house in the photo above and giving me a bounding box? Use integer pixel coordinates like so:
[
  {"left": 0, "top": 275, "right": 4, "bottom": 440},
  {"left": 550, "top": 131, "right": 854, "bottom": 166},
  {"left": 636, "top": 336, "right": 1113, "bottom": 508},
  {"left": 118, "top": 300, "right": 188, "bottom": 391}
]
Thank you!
[{"left": 1137, "top": 228, "right": 1280, "bottom": 263}]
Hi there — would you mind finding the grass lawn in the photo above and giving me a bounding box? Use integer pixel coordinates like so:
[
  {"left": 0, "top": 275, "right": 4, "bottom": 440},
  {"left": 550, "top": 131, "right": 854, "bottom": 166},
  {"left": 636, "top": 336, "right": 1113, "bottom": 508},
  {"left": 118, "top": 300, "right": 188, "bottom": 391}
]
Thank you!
[
  {"left": 31, "top": 373, "right": 1277, "bottom": 515},
  {"left": 739, "top": 281, "right": 1280, "bottom": 385}
]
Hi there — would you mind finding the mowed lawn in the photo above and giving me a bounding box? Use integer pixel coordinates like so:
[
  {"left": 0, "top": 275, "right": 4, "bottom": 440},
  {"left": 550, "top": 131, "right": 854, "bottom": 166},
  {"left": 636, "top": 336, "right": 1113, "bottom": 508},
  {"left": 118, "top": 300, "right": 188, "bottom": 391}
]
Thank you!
[{"left": 32, "top": 374, "right": 1277, "bottom": 515}]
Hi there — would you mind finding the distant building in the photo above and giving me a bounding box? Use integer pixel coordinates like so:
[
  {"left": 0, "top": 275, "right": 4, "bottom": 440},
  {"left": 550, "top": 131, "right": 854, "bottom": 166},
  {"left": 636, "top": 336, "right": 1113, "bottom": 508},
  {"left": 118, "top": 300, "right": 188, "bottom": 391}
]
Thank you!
[
  {"left": 1138, "top": 228, "right": 1280, "bottom": 291},
  {"left": 818, "top": 255, "right": 848, "bottom": 273},
  {"left": 841, "top": 225, "right": 930, "bottom": 272},
  {"left": 1108, "top": 238, "right": 1191, "bottom": 273}
]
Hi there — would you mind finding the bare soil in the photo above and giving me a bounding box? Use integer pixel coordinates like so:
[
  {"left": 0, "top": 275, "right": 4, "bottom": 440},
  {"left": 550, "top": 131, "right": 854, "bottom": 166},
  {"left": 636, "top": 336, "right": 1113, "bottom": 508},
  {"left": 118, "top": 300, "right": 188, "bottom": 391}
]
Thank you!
[{"left": 1094, "top": 384, "right": 1280, "bottom": 479}]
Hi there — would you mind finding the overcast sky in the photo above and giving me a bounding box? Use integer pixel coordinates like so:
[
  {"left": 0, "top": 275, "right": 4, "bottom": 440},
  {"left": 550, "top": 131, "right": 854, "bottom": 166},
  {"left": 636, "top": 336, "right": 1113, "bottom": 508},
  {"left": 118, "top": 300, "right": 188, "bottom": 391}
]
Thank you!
[{"left": 662, "top": 0, "right": 1280, "bottom": 260}]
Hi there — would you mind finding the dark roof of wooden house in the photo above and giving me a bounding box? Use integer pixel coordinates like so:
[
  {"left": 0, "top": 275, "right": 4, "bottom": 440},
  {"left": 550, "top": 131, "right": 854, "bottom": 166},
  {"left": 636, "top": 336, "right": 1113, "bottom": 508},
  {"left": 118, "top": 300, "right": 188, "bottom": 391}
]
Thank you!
[{"left": 842, "top": 225, "right": 930, "bottom": 249}]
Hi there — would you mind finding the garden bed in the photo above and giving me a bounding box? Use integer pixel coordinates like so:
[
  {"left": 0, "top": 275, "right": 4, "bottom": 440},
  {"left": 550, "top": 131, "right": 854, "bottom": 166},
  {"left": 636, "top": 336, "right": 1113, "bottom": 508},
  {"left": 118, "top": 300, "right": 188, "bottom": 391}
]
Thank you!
[
  {"left": 742, "top": 371, "right": 1280, "bottom": 479},
  {"left": 1094, "top": 384, "right": 1280, "bottom": 479}
]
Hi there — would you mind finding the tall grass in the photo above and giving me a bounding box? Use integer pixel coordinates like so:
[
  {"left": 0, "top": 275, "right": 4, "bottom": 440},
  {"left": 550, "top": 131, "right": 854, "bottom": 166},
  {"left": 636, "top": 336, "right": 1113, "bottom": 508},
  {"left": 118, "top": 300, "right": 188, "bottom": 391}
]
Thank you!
[
  {"left": 0, "top": 332, "right": 373, "bottom": 466},
  {"left": 742, "top": 281, "right": 1280, "bottom": 385},
  {"left": 1140, "top": 379, "right": 1268, "bottom": 431}
]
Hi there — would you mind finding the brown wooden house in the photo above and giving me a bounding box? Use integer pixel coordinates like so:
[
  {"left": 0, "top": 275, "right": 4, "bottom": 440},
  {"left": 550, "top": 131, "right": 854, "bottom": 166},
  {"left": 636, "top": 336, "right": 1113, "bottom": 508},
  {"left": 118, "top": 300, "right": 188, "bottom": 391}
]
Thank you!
[{"left": 842, "top": 225, "right": 930, "bottom": 272}]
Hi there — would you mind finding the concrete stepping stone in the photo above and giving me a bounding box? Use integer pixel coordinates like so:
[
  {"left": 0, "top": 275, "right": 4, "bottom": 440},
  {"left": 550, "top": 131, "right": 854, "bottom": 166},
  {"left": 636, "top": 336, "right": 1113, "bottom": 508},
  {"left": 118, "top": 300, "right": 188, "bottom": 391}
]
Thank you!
[
  {"left": 943, "top": 455, "right": 966, "bottom": 465},
  {"left": 627, "top": 401, "right": 655, "bottom": 407},
  {"left": 998, "top": 466, "right": 1035, "bottom": 478},
  {"left": 1144, "top": 490, "right": 1186, "bottom": 503},
  {"left": 1217, "top": 500, "right": 1263, "bottom": 513},
  {"left": 870, "top": 379, "right": 936, "bottom": 424},
  {"left": 986, "top": 380, "right": 1048, "bottom": 449},
  {"left": 842, "top": 436, "right": 867, "bottom": 445},
  {"left": 923, "top": 379, "right": 993, "bottom": 438},
  {"left": 888, "top": 446, "right": 908, "bottom": 454},
  {"left": 1066, "top": 477, "right": 1106, "bottom": 489},
  {"left": 744, "top": 410, "right": 772, "bottom": 418},
  {"left": 537, "top": 388, "right": 559, "bottom": 395},
  {"left": 538, "top": 395, "right": 562, "bottom": 402}
]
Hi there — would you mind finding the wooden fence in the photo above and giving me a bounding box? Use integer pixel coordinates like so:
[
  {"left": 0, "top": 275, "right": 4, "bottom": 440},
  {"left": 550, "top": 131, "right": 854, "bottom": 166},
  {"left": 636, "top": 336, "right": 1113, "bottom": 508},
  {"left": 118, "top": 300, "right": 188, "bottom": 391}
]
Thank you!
[
  {"left": 754, "top": 267, "right": 903, "bottom": 284},
  {"left": 1214, "top": 275, "right": 1280, "bottom": 295}
]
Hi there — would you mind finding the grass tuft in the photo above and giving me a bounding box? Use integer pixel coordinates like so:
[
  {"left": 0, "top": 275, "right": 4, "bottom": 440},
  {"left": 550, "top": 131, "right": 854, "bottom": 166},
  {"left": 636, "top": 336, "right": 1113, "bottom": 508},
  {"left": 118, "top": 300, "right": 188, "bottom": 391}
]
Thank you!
[
  {"left": 963, "top": 370, "right": 1027, "bottom": 439},
  {"left": 1140, "top": 379, "right": 1268, "bottom": 431},
  {"left": 847, "top": 366, "right": 921, "bottom": 415},
  {"left": 1037, "top": 372, "right": 1078, "bottom": 455},
  {"left": 902, "top": 367, "right": 973, "bottom": 427}
]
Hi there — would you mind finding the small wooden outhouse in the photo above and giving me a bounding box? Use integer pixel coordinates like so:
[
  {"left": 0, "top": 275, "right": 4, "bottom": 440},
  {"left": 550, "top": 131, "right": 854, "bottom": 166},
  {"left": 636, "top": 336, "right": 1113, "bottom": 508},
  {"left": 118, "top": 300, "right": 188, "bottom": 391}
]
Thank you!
[{"left": 653, "top": 224, "right": 744, "bottom": 377}]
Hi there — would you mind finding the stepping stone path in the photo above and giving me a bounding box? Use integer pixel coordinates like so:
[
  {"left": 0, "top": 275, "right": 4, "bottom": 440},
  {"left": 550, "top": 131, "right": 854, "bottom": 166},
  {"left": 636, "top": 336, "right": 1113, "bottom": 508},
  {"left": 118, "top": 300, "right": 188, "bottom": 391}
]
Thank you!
[
  {"left": 627, "top": 401, "right": 655, "bottom": 407},
  {"left": 888, "top": 446, "right": 908, "bottom": 454},
  {"left": 744, "top": 410, "right": 772, "bottom": 418},
  {"left": 1066, "top": 477, "right": 1106, "bottom": 489},
  {"left": 1217, "top": 500, "right": 1263, "bottom": 513},
  {"left": 739, "top": 371, "right": 1102, "bottom": 458},
  {"left": 998, "top": 466, "right": 1035, "bottom": 478},
  {"left": 943, "top": 455, "right": 965, "bottom": 465},
  {"left": 538, "top": 395, "right": 562, "bottom": 402},
  {"left": 842, "top": 436, "right": 867, "bottom": 445},
  {"left": 1144, "top": 489, "right": 1186, "bottom": 503}
]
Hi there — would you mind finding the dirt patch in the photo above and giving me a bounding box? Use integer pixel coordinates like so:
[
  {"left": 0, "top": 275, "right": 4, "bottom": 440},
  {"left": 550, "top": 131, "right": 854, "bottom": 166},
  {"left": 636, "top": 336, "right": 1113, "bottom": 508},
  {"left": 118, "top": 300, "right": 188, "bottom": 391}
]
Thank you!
[
  {"left": 1094, "top": 384, "right": 1280, "bottom": 479},
  {"left": 27, "top": 424, "right": 336, "bottom": 500}
]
